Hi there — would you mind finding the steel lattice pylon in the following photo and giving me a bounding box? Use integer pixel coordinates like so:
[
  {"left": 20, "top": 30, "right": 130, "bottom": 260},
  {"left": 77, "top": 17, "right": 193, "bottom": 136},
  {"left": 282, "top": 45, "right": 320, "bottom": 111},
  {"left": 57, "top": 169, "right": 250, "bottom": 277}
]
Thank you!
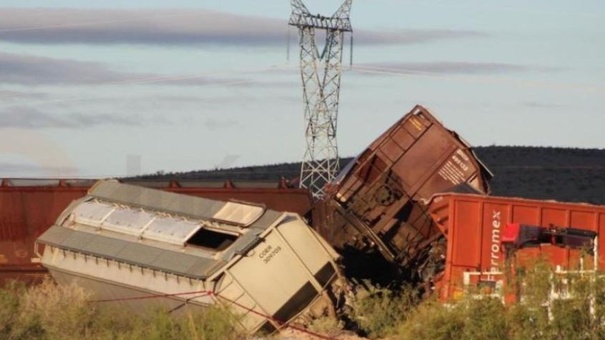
[{"left": 289, "top": 0, "right": 353, "bottom": 200}]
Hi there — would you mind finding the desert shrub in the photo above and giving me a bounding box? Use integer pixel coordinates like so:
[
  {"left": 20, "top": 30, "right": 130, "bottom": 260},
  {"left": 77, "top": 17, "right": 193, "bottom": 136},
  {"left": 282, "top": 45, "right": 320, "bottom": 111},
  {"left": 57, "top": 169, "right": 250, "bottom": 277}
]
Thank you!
[
  {"left": 394, "top": 258, "right": 605, "bottom": 340},
  {"left": 395, "top": 297, "right": 508, "bottom": 340},
  {"left": 308, "top": 315, "right": 344, "bottom": 336},
  {"left": 88, "top": 305, "right": 147, "bottom": 340},
  {"left": 0, "top": 281, "right": 26, "bottom": 338},
  {"left": 77, "top": 304, "right": 241, "bottom": 340},
  {"left": 546, "top": 272, "right": 605, "bottom": 340},
  {"left": 459, "top": 298, "right": 508, "bottom": 339},
  {"left": 6, "top": 258, "right": 605, "bottom": 340},
  {"left": 142, "top": 308, "right": 185, "bottom": 340},
  {"left": 348, "top": 285, "right": 418, "bottom": 338},
  {"left": 10, "top": 278, "right": 94, "bottom": 340},
  {"left": 182, "top": 305, "right": 242, "bottom": 340},
  {"left": 394, "top": 299, "right": 463, "bottom": 340},
  {"left": 0, "top": 279, "right": 243, "bottom": 340},
  {"left": 89, "top": 303, "right": 243, "bottom": 340}
]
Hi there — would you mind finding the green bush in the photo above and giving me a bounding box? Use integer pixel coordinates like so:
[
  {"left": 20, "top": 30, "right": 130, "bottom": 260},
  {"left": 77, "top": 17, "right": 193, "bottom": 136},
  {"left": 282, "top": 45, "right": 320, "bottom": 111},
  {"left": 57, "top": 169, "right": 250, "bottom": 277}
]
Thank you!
[
  {"left": 394, "top": 259, "right": 605, "bottom": 340},
  {"left": 308, "top": 315, "right": 344, "bottom": 336},
  {"left": 10, "top": 278, "right": 93, "bottom": 340},
  {"left": 348, "top": 285, "right": 418, "bottom": 338},
  {"left": 0, "top": 281, "right": 26, "bottom": 338},
  {"left": 182, "top": 305, "right": 242, "bottom": 340}
]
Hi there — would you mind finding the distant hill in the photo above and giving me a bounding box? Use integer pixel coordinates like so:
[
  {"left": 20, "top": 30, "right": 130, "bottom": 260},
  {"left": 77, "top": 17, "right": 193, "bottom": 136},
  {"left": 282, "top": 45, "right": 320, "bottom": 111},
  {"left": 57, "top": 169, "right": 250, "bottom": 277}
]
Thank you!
[
  {"left": 132, "top": 146, "right": 605, "bottom": 205},
  {"left": 474, "top": 146, "right": 605, "bottom": 204}
]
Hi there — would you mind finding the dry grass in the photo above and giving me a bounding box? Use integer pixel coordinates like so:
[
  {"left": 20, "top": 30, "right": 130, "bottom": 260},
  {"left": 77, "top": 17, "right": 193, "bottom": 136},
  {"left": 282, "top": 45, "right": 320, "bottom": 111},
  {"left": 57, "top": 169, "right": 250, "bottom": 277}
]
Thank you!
[
  {"left": 0, "top": 278, "right": 242, "bottom": 340},
  {"left": 4, "top": 261, "right": 605, "bottom": 340}
]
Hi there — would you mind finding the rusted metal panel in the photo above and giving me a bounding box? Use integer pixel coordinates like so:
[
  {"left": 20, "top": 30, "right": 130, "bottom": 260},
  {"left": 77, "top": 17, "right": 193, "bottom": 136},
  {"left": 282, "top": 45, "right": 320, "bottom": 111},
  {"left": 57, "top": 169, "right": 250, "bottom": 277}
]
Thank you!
[
  {"left": 315, "top": 105, "right": 491, "bottom": 282},
  {"left": 429, "top": 193, "right": 605, "bottom": 301},
  {"left": 0, "top": 179, "right": 312, "bottom": 284},
  {"left": 0, "top": 184, "right": 88, "bottom": 284}
]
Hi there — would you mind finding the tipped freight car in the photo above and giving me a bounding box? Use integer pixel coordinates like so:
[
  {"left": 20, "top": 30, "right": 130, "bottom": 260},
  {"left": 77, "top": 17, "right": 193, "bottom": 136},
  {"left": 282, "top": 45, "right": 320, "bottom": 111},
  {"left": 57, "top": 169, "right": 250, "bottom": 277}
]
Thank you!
[
  {"left": 428, "top": 193, "right": 605, "bottom": 301},
  {"left": 314, "top": 105, "right": 492, "bottom": 283},
  {"left": 0, "top": 178, "right": 312, "bottom": 284},
  {"left": 35, "top": 180, "right": 345, "bottom": 335}
]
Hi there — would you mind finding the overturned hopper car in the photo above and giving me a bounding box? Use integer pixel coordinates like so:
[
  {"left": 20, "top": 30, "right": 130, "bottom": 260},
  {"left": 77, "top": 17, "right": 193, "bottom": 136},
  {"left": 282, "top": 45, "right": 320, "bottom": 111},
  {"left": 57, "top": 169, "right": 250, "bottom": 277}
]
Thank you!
[
  {"left": 0, "top": 178, "right": 312, "bottom": 284},
  {"left": 315, "top": 105, "right": 492, "bottom": 282},
  {"left": 428, "top": 193, "right": 605, "bottom": 301},
  {"left": 36, "top": 180, "right": 344, "bottom": 335}
]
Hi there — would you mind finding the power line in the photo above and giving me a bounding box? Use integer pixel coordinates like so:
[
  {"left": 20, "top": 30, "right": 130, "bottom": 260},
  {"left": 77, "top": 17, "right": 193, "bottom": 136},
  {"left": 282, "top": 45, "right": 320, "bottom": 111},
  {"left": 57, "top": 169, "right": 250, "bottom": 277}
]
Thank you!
[
  {"left": 349, "top": 65, "right": 604, "bottom": 94},
  {"left": 0, "top": 63, "right": 296, "bottom": 107}
]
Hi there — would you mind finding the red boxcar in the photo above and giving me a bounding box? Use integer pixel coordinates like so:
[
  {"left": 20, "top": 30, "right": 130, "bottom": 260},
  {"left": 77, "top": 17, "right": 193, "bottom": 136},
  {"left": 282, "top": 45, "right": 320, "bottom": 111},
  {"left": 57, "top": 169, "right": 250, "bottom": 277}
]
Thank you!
[
  {"left": 0, "top": 178, "right": 312, "bottom": 284},
  {"left": 315, "top": 105, "right": 492, "bottom": 282},
  {"left": 429, "top": 193, "right": 605, "bottom": 301}
]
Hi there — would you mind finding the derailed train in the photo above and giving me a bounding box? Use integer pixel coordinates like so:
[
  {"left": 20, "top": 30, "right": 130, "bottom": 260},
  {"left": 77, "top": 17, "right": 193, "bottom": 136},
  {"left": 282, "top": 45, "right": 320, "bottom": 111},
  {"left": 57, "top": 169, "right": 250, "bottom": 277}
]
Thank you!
[
  {"left": 314, "top": 105, "right": 492, "bottom": 285},
  {"left": 428, "top": 193, "right": 605, "bottom": 301},
  {"left": 8, "top": 103, "right": 604, "bottom": 333},
  {"left": 0, "top": 179, "right": 312, "bottom": 284},
  {"left": 36, "top": 180, "right": 345, "bottom": 334},
  {"left": 7, "top": 105, "right": 493, "bottom": 291},
  {"left": 30, "top": 105, "right": 495, "bottom": 333}
]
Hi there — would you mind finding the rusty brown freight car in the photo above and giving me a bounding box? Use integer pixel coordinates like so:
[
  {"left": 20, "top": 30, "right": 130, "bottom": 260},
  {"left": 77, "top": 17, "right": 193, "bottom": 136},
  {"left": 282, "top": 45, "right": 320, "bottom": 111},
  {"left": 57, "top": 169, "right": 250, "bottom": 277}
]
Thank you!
[
  {"left": 0, "top": 178, "right": 312, "bottom": 284},
  {"left": 315, "top": 105, "right": 492, "bottom": 283},
  {"left": 429, "top": 193, "right": 605, "bottom": 301}
]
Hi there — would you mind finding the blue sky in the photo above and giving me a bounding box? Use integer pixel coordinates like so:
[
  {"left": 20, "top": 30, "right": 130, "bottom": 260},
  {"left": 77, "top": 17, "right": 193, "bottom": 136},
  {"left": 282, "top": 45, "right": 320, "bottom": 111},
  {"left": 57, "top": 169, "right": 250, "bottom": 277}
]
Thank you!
[{"left": 0, "top": 1, "right": 603, "bottom": 178}]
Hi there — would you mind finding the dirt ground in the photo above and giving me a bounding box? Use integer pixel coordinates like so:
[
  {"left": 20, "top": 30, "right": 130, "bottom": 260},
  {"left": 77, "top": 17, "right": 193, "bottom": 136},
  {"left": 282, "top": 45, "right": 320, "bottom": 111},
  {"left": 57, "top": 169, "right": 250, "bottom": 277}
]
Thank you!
[{"left": 277, "top": 328, "right": 369, "bottom": 340}]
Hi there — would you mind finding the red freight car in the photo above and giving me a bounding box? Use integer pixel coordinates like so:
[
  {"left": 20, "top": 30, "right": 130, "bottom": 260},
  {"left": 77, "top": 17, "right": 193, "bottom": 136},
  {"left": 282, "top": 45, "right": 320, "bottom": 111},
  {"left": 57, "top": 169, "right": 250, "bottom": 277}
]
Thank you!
[
  {"left": 428, "top": 193, "right": 605, "bottom": 301},
  {"left": 315, "top": 105, "right": 492, "bottom": 282},
  {"left": 0, "top": 178, "right": 312, "bottom": 284}
]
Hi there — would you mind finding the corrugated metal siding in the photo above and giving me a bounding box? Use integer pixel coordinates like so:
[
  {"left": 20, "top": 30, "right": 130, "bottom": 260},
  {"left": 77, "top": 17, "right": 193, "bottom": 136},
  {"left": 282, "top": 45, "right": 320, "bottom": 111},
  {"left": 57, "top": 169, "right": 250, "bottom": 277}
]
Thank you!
[
  {"left": 116, "top": 243, "right": 161, "bottom": 265},
  {"left": 250, "top": 210, "right": 282, "bottom": 230},
  {"left": 38, "top": 226, "right": 221, "bottom": 278},
  {"left": 62, "top": 231, "right": 96, "bottom": 250},
  {"left": 187, "top": 258, "right": 225, "bottom": 277},
  {"left": 84, "top": 236, "right": 128, "bottom": 256},
  {"left": 153, "top": 251, "right": 205, "bottom": 275},
  {"left": 36, "top": 225, "right": 73, "bottom": 247}
]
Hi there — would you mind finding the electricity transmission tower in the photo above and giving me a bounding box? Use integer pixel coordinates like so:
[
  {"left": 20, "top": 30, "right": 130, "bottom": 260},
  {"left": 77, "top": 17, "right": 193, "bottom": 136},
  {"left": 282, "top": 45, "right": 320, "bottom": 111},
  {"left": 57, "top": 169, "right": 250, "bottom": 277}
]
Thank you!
[{"left": 289, "top": 0, "right": 353, "bottom": 200}]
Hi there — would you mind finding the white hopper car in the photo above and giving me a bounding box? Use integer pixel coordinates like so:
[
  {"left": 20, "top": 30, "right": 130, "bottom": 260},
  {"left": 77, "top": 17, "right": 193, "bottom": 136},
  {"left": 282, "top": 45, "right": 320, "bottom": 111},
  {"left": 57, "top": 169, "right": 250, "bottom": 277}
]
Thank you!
[{"left": 36, "top": 180, "right": 346, "bottom": 334}]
